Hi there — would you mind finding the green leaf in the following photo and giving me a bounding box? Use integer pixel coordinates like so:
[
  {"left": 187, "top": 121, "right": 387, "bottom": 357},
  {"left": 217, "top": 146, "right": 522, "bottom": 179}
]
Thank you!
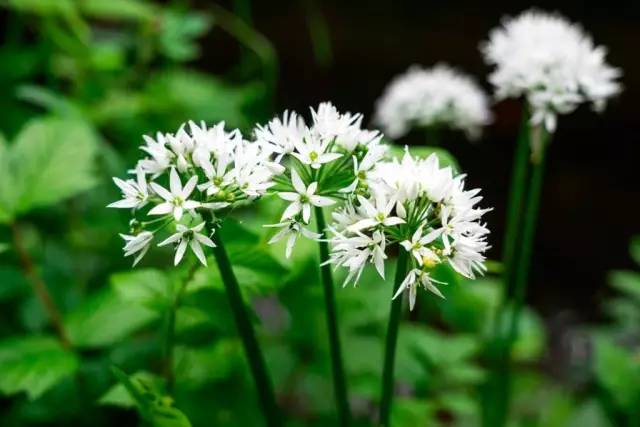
[
  {"left": 99, "top": 371, "right": 163, "bottom": 408},
  {"left": 111, "top": 269, "right": 172, "bottom": 311},
  {"left": 608, "top": 270, "right": 640, "bottom": 302},
  {"left": 0, "top": 335, "right": 78, "bottom": 400},
  {"left": 65, "top": 288, "right": 157, "bottom": 348},
  {"left": 159, "top": 11, "right": 212, "bottom": 62},
  {"left": 110, "top": 366, "right": 192, "bottom": 427},
  {"left": 593, "top": 336, "right": 640, "bottom": 412},
  {"left": 0, "top": 265, "right": 29, "bottom": 302},
  {"left": 78, "top": 0, "right": 156, "bottom": 21},
  {"left": 173, "top": 340, "right": 241, "bottom": 389},
  {"left": 0, "top": 117, "right": 98, "bottom": 222}
]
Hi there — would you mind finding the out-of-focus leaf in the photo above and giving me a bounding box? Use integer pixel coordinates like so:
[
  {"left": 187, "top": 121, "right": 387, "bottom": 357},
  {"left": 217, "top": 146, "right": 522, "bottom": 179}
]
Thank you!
[
  {"left": 608, "top": 270, "right": 640, "bottom": 302},
  {"left": 391, "top": 397, "right": 435, "bottom": 426},
  {"left": 0, "top": 265, "right": 29, "bottom": 301},
  {"left": 65, "top": 288, "right": 157, "bottom": 348},
  {"left": 512, "top": 307, "right": 545, "bottom": 362},
  {"left": 0, "top": 335, "right": 78, "bottom": 400},
  {"left": 174, "top": 340, "right": 241, "bottom": 389},
  {"left": 593, "top": 336, "right": 640, "bottom": 412},
  {"left": 567, "top": 399, "right": 613, "bottom": 427},
  {"left": 6, "top": 0, "right": 75, "bottom": 15},
  {"left": 111, "top": 269, "right": 172, "bottom": 311},
  {"left": 110, "top": 366, "right": 192, "bottom": 427},
  {"left": 78, "top": 0, "right": 156, "bottom": 21},
  {"left": 402, "top": 326, "right": 479, "bottom": 366},
  {"left": 388, "top": 144, "right": 460, "bottom": 172},
  {"left": 630, "top": 236, "right": 640, "bottom": 266},
  {"left": 437, "top": 391, "right": 477, "bottom": 416},
  {"left": 99, "top": 371, "right": 163, "bottom": 408},
  {"left": 143, "top": 70, "right": 264, "bottom": 129},
  {"left": 0, "top": 117, "right": 98, "bottom": 222},
  {"left": 159, "top": 11, "right": 211, "bottom": 62},
  {"left": 0, "top": 242, "right": 9, "bottom": 253},
  {"left": 16, "top": 85, "right": 83, "bottom": 116}
]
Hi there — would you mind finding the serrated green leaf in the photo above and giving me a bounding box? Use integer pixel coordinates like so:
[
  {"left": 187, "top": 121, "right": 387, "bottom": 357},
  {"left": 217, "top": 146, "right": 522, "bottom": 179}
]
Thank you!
[
  {"left": 65, "top": 288, "right": 157, "bottom": 348},
  {"left": 0, "top": 117, "right": 98, "bottom": 221},
  {"left": 0, "top": 335, "right": 78, "bottom": 400}
]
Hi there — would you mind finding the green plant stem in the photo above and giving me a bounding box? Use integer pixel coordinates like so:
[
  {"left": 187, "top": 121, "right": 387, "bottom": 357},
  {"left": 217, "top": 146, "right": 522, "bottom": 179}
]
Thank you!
[
  {"left": 210, "top": 227, "right": 282, "bottom": 427},
  {"left": 505, "top": 124, "right": 549, "bottom": 344},
  {"left": 488, "top": 124, "right": 550, "bottom": 427},
  {"left": 10, "top": 222, "right": 71, "bottom": 348},
  {"left": 379, "top": 249, "right": 409, "bottom": 426},
  {"left": 314, "top": 206, "right": 351, "bottom": 427},
  {"left": 163, "top": 263, "right": 199, "bottom": 393}
]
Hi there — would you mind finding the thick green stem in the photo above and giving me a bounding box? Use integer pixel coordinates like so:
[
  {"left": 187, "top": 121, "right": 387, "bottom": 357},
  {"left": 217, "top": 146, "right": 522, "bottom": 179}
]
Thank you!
[
  {"left": 211, "top": 229, "right": 282, "bottom": 427},
  {"left": 379, "top": 249, "right": 409, "bottom": 426},
  {"left": 506, "top": 124, "right": 549, "bottom": 343},
  {"left": 315, "top": 206, "right": 352, "bottom": 427},
  {"left": 485, "top": 124, "right": 550, "bottom": 427}
]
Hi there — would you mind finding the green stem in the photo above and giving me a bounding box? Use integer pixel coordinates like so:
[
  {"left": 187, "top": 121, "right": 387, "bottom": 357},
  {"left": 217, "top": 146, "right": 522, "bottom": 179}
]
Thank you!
[
  {"left": 315, "top": 206, "right": 352, "bottom": 427},
  {"left": 506, "top": 124, "right": 550, "bottom": 344},
  {"left": 211, "top": 228, "right": 282, "bottom": 427},
  {"left": 379, "top": 249, "right": 409, "bottom": 426},
  {"left": 163, "top": 263, "right": 199, "bottom": 393}
]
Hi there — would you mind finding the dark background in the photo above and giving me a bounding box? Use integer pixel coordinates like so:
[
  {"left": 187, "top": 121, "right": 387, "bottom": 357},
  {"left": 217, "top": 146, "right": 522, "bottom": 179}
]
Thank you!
[{"left": 193, "top": 0, "right": 640, "bottom": 322}]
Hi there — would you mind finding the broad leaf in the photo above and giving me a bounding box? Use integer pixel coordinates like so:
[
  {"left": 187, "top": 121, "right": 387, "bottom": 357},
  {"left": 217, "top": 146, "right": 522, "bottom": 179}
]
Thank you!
[
  {"left": 65, "top": 288, "right": 157, "bottom": 348},
  {"left": 0, "top": 335, "right": 78, "bottom": 400},
  {"left": 593, "top": 336, "right": 640, "bottom": 412},
  {"left": 111, "top": 269, "right": 172, "bottom": 311},
  {"left": 99, "top": 371, "right": 163, "bottom": 408}
]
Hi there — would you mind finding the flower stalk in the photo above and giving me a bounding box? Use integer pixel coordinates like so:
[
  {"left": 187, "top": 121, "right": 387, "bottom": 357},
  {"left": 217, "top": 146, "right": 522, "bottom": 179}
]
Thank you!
[
  {"left": 379, "top": 249, "right": 409, "bottom": 426},
  {"left": 11, "top": 222, "right": 71, "bottom": 348},
  {"left": 315, "top": 206, "right": 351, "bottom": 427},
  {"left": 210, "top": 224, "right": 282, "bottom": 427}
]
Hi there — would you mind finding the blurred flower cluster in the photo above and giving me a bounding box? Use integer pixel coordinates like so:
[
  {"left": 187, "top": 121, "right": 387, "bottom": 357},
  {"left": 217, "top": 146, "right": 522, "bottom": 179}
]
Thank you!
[
  {"left": 482, "top": 9, "right": 622, "bottom": 132},
  {"left": 374, "top": 64, "right": 492, "bottom": 139}
]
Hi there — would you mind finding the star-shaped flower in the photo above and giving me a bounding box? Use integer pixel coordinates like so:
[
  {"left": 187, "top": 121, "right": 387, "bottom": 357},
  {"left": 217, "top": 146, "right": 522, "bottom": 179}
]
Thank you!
[
  {"left": 278, "top": 169, "right": 335, "bottom": 223},
  {"left": 158, "top": 222, "right": 215, "bottom": 266},
  {"left": 149, "top": 168, "right": 200, "bottom": 221}
]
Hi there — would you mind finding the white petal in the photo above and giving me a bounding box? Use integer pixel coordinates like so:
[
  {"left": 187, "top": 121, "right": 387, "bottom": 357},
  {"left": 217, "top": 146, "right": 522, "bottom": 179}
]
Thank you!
[
  {"left": 182, "top": 175, "right": 199, "bottom": 198},
  {"left": 108, "top": 199, "right": 138, "bottom": 209},
  {"left": 302, "top": 203, "right": 311, "bottom": 223},
  {"left": 310, "top": 195, "right": 335, "bottom": 207},
  {"left": 173, "top": 206, "right": 184, "bottom": 221},
  {"left": 281, "top": 202, "right": 301, "bottom": 220},
  {"left": 278, "top": 192, "right": 300, "bottom": 202},
  {"left": 190, "top": 239, "right": 208, "bottom": 266},
  {"left": 383, "top": 217, "right": 405, "bottom": 227},
  {"left": 174, "top": 240, "right": 188, "bottom": 265},
  {"left": 290, "top": 169, "right": 306, "bottom": 194},
  {"left": 150, "top": 183, "right": 173, "bottom": 201},
  {"left": 169, "top": 168, "right": 181, "bottom": 195},
  {"left": 148, "top": 202, "right": 173, "bottom": 216},
  {"left": 158, "top": 233, "right": 182, "bottom": 246},
  {"left": 195, "top": 233, "right": 215, "bottom": 248}
]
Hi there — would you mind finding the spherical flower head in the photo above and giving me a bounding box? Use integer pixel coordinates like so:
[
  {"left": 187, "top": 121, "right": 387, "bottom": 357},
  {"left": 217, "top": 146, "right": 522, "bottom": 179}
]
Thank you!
[
  {"left": 109, "top": 121, "right": 282, "bottom": 266},
  {"left": 482, "top": 9, "right": 622, "bottom": 132},
  {"left": 374, "top": 64, "right": 492, "bottom": 139},
  {"left": 327, "top": 149, "right": 491, "bottom": 310},
  {"left": 257, "top": 102, "right": 390, "bottom": 258}
]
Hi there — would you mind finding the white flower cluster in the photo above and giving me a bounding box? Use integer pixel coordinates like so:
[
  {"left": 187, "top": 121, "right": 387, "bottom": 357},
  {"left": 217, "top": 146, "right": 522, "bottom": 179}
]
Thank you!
[
  {"left": 374, "top": 64, "right": 492, "bottom": 140},
  {"left": 255, "top": 102, "right": 387, "bottom": 258},
  {"left": 482, "top": 9, "right": 622, "bottom": 132},
  {"left": 327, "top": 150, "right": 491, "bottom": 310},
  {"left": 109, "top": 121, "right": 283, "bottom": 266}
]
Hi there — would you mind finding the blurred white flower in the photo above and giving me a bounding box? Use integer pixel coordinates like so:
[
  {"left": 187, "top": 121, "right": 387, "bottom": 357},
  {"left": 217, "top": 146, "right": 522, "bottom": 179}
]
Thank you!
[
  {"left": 374, "top": 64, "right": 492, "bottom": 139},
  {"left": 393, "top": 268, "right": 446, "bottom": 311},
  {"left": 158, "top": 222, "right": 215, "bottom": 266},
  {"left": 482, "top": 9, "right": 622, "bottom": 132}
]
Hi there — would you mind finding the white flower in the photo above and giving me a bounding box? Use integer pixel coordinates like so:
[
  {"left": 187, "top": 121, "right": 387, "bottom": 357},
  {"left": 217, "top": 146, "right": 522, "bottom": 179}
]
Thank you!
[
  {"left": 265, "top": 220, "right": 321, "bottom": 258},
  {"left": 278, "top": 169, "right": 335, "bottom": 223},
  {"left": 327, "top": 229, "right": 387, "bottom": 286},
  {"left": 482, "top": 9, "right": 622, "bottom": 132},
  {"left": 120, "top": 231, "right": 154, "bottom": 266},
  {"left": 393, "top": 268, "right": 446, "bottom": 311},
  {"left": 108, "top": 170, "right": 149, "bottom": 209},
  {"left": 137, "top": 132, "right": 174, "bottom": 176},
  {"left": 149, "top": 168, "right": 200, "bottom": 221},
  {"left": 158, "top": 222, "right": 215, "bottom": 266},
  {"left": 374, "top": 64, "right": 492, "bottom": 139},
  {"left": 400, "top": 225, "right": 442, "bottom": 265},
  {"left": 254, "top": 111, "right": 306, "bottom": 161},
  {"left": 348, "top": 195, "right": 405, "bottom": 231}
]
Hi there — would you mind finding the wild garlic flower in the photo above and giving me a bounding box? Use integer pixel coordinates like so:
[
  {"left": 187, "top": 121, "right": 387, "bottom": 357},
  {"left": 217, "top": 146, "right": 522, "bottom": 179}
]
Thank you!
[
  {"left": 255, "top": 102, "right": 388, "bottom": 257},
  {"left": 482, "top": 9, "right": 622, "bottom": 132},
  {"left": 327, "top": 150, "right": 491, "bottom": 310},
  {"left": 109, "top": 121, "right": 283, "bottom": 266},
  {"left": 374, "top": 64, "right": 492, "bottom": 140}
]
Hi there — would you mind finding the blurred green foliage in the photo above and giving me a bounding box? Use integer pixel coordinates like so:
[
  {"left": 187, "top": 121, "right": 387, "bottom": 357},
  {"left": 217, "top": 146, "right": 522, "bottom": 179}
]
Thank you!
[{"left": 0, "top": 0, "right": 637, "bottom": 426}]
